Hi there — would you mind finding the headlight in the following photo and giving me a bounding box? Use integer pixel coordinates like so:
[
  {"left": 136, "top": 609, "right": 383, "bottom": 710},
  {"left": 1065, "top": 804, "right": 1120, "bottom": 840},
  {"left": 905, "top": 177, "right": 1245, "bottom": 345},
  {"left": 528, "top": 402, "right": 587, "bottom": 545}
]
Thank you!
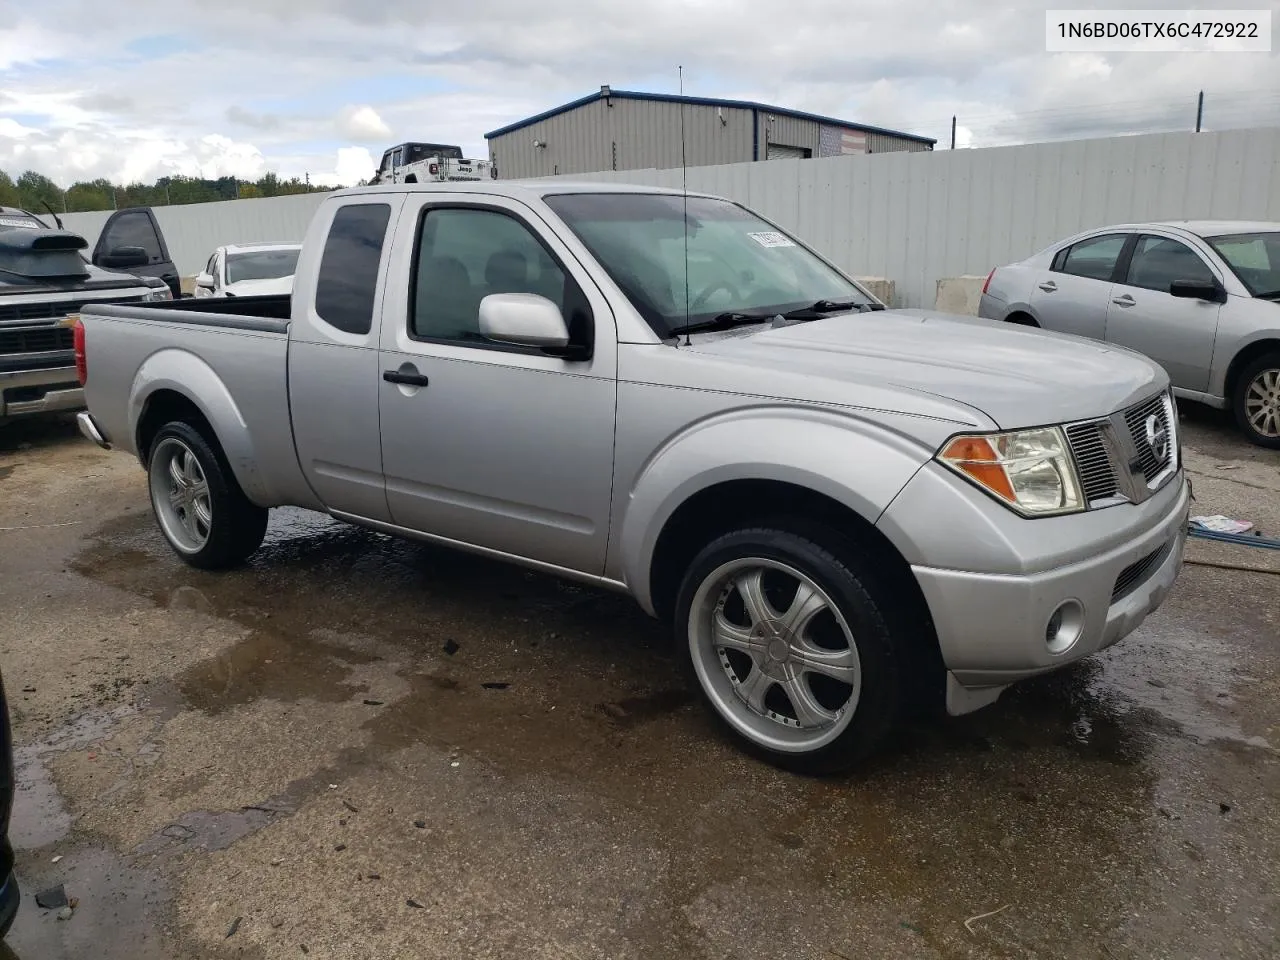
[
  {"left": 143, "top": 285, "right": 173, "bottom": 302},
  {"left": 938, "top": 426, "right": 1084, "bottom": 516}
]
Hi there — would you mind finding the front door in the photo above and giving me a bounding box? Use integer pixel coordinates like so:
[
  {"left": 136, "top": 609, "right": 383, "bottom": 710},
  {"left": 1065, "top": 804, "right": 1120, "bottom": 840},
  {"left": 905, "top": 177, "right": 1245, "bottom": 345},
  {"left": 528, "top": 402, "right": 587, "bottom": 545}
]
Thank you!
[
  {"left": 1105, "top": 233, "right": 1223, "bottom": 392},
  {"left": 377, "top": 195, "right": 618, "bottom": 576},
  {"left": 92, "top": 207, "right": 180, "bottom": 298},
  {"left": 1029, "top": 232, "right": 1130, "bottom": 340}
]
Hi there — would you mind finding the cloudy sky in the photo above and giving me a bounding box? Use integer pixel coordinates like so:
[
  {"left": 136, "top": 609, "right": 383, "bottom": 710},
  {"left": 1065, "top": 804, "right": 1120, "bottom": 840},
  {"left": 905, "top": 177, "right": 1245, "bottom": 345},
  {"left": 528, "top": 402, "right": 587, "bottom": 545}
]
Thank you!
[{"left": 2, "top": 0, "right": 1278, "bottom": 187}]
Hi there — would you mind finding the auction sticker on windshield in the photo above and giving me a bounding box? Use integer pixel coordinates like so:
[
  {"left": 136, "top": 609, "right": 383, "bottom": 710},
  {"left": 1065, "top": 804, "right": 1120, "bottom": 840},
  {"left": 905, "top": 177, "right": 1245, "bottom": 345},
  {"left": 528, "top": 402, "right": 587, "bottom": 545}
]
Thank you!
[
  {"left": 748, "top": 232, "right": 796, "bottom": 248},
  {"left": 0, "top": 217, "right": 39, "bottom": 229}
]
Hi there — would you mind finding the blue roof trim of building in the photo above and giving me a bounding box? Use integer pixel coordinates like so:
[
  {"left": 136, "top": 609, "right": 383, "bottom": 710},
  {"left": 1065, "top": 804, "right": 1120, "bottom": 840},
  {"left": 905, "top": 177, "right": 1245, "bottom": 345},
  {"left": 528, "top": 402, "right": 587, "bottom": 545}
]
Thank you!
[{"left": 483, "top": 89, "right": 937, "bottom": 145}]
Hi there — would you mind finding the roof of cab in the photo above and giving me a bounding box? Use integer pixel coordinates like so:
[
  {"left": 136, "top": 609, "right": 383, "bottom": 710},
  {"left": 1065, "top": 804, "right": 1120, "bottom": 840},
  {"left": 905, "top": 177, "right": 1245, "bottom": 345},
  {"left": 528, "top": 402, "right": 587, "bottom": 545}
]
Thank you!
[{"left": 331, "top": 180, "right": 710, "bottom": 201}]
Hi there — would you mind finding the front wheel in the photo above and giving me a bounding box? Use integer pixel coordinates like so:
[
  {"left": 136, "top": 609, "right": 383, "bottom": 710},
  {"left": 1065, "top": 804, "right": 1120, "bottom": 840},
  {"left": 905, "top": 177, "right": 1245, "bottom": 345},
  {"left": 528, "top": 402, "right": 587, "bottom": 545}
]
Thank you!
[
  {"left": 147, "top": 421, "right": 268, "bottom": 569},
  {"left": 1233, "top": 352, "right": 1280, "bottom": 448},
  {"left": 674, "top": 527, "right": 905, "bottom": 774}
]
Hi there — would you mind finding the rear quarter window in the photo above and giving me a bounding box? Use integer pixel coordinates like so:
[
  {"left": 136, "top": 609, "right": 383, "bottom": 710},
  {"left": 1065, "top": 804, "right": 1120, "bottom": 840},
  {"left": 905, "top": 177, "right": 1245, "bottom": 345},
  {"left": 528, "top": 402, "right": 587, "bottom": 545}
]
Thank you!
[{"left": 314, "top": 203, "right": 392, "bottom": 336}]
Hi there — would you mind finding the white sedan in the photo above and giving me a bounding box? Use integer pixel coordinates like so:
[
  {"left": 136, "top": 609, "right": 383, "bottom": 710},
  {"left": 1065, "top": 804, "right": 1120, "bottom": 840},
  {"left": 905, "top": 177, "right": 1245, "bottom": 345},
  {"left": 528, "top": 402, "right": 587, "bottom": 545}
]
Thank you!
[{"left": 194, "top": 242, "right": 302, "bottom": 298}]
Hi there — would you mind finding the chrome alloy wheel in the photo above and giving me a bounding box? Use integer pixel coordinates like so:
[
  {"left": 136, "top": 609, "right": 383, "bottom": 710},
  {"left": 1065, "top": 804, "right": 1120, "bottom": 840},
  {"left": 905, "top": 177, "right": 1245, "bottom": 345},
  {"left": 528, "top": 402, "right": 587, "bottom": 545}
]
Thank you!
[
  {"left": 687, "top": 557, "right": 862, "bottom": 753},
  {"left": 149, "top": 437, "right": 213, "bottom": 553},
  {"left": 1244, "top": 367, "right": 1280, "bottom": 439}
]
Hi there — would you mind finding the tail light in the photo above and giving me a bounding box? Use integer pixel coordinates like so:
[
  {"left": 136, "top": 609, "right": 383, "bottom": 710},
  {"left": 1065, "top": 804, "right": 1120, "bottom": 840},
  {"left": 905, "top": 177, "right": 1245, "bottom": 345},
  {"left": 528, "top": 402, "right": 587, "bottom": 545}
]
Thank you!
[
  {"left": 73, "top": 317, "right": 87, "bottom": 386},
  {"left": 982, "top": 268, "right": 995, "bottom": 295},
  {"left": 428, "top": 163, "right": 439, "bottom": 176}
]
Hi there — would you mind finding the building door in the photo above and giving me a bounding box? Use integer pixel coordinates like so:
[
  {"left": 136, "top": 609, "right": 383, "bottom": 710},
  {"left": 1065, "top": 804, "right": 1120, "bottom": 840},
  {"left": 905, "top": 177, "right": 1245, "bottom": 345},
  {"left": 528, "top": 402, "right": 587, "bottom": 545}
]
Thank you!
[{"left": 766, "top": 143, "right": 810, "bottom": 160}]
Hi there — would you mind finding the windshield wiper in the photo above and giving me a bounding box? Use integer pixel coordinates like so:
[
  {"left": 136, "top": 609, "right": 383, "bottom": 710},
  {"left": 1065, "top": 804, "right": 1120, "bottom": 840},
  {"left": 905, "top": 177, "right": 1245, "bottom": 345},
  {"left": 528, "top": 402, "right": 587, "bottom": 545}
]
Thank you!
[
  {"left": 1255, "top": 289, "right": 1280, "bottom": 301},
  {"left": 679, "top": 311, "right": 778, "bottom": 334},
  {"left": 778, "top": 299, "right": 886, "bottom": 319}
]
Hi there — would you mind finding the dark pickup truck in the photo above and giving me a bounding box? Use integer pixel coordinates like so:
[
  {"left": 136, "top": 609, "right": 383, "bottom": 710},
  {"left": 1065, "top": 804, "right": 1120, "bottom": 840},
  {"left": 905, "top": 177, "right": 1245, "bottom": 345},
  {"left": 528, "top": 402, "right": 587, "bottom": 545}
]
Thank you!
[{"left": 0, "top": 206, "right": 175, "bottom": 428}]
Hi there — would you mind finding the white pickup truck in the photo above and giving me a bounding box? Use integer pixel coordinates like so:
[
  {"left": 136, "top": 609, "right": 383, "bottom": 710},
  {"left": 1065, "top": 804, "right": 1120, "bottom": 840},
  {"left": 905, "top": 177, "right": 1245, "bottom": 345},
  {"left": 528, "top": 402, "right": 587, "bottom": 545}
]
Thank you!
[{"left": 75, "top": 182, "right": 1189, "bottom": 772}]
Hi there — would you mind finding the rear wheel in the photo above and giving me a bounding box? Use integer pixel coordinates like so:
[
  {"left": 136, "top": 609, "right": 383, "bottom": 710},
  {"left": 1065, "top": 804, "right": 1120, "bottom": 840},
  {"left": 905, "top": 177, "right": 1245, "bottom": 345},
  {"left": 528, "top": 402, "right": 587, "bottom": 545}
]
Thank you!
[
  {"left": 674, "top": 527, "right": 906, "bottom": 774},
  {"left": 147, "top": 421, "right": 268, "bottom": 569},
  {"left": 1232, "top": 352, "right": 1280, "bottom": 448}
]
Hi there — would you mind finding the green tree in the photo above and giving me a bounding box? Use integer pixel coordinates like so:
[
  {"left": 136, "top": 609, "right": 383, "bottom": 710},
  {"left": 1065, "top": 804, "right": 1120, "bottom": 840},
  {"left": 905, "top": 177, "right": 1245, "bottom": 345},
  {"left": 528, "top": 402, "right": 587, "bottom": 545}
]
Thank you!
[
  {"left": 0, "top": 170, "right": 20, "bottom": 208},
  {"left": 16, "top": 171, "right": 64, "bottom": 213},
  {"left": 65, "top": 179, "right": 115, "bottom": 212}
]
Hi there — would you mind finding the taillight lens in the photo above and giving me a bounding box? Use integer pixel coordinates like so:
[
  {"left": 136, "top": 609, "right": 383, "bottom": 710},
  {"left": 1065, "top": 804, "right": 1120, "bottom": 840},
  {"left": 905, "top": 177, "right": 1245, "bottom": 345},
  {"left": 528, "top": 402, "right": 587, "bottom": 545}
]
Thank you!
[
  {"left": 982, "top": 268, "right": 995, "bottom": 294},
  {"left": 73, "top": 318, "right": 87, "bottom": 386}
]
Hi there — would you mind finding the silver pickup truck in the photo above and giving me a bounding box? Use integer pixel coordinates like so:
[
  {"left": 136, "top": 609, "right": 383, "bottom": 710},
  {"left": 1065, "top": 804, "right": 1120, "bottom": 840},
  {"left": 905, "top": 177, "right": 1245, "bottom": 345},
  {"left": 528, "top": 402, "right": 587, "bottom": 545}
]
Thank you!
[{"left": 76, "top": 182, "right": 1189, "bottom": 772}]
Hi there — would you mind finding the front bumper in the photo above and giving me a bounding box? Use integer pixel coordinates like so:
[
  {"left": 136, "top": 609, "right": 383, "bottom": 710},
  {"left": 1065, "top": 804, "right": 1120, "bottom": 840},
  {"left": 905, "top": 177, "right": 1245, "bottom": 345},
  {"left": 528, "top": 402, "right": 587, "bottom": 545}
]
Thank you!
[
  {"left": 880, "top": 464, "right": 1190, "bottom": 715},
  {"left": 0, "top": 364, "right": 84, "bottom": 423}
]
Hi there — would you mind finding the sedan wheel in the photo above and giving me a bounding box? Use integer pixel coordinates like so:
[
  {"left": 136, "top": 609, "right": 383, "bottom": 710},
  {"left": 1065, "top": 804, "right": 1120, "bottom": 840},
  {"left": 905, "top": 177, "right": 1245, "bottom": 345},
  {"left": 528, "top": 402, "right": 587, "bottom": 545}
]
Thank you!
[
  {"left": 1243, "top": 367, "right": 1280, "bottom": 440},
  {"left": 1233, "top": 353, "right": 1280, "bottom": 449}
]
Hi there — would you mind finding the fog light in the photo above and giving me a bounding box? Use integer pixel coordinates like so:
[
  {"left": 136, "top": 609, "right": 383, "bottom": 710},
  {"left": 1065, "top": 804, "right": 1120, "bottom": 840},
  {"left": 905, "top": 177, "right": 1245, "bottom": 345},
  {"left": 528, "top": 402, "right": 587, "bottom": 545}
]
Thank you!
[{"left": 1045, "top": 599, "right": 1084, "bottom": 655}]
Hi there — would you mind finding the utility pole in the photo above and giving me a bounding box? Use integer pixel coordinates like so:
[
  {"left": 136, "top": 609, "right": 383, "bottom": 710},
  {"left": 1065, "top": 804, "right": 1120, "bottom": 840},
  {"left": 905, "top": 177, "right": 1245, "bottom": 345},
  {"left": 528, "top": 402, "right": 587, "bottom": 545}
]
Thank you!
[
  {"left": 951, "top": 115, "right": 957, "bottom": 149},
  {"left": 1195, "top": 91, "right": 1204, "bottom": 132}
]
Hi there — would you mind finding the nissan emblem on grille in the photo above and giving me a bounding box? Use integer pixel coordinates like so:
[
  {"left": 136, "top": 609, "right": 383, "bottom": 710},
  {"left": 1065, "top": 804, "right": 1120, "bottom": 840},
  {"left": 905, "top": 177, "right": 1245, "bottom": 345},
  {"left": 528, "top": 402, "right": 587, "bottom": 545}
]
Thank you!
[{"left": 1144, "top": 413, "right": 1169, "bottom": 463}]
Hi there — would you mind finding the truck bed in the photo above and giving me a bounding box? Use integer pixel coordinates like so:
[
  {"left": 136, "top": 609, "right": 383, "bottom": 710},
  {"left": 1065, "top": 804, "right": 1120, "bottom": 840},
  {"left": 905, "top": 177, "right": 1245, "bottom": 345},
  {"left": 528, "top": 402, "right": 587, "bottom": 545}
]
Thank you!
[{"left": 78, "top": 298, "right": 320, "bottom": 512}]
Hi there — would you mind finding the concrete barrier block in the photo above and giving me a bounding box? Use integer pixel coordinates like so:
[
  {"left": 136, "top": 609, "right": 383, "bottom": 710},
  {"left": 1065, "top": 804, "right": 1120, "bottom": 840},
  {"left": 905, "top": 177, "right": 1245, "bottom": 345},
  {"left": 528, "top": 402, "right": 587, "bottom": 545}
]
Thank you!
[
  {"left": 935, "top": 276, "right": 986, "bottom": 316},
  {"left": 855, "top": 277, "right": 895, "bottom": 307},
  {"left": 180, "top": 276, "right": 197, "bottom": 296}
]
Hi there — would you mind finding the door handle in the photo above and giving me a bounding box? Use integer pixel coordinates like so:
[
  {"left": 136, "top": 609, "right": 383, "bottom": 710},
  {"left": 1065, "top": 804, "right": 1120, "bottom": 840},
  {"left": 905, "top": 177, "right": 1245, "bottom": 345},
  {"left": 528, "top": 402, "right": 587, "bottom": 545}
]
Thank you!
[
  {"left": 383, "top": 367, "right": 430, "bottom": 387},
  {"left": 1038, "top": 281, "right": 1057, "bottom": 292},
  {"left": 1112, "top": 294, "right": 1136, "bottom": 307}
]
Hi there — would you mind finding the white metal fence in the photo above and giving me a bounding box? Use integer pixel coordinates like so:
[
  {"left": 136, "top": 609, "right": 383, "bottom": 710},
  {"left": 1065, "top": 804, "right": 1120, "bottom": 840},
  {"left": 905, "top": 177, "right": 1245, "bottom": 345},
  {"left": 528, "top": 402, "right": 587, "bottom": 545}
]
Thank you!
[{"left": 61, "top": 127, "right": 1280, "bottom": 307}]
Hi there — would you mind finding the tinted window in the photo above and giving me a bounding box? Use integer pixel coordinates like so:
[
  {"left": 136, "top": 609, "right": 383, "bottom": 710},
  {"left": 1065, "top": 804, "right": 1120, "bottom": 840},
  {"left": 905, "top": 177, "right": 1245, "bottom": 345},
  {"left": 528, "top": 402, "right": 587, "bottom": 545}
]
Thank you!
[
  {"left": 1125, "top": 236, "right": 1215, "bottom": 293},
  {"left": 1057, "top": 234, "right": 1127, "bottom": 281},
  {"left": 104, "top": 212, "right": 164, "bottom": 262},
  {"left": 227, "top": 249, "right": 301, "bottom": 284},
  {"left": 411, "top": 207, "right": 586, "bottom": 346},
  {"left": 314, "top": 203, "right": 391, "bottom": 336}
]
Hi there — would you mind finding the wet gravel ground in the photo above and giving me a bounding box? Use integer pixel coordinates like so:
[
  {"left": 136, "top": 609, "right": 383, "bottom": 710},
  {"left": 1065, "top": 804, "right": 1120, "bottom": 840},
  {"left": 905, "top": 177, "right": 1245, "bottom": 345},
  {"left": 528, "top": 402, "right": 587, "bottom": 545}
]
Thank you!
[{"left": 0, "top": 405, "right": 1277, "bottom": 960}]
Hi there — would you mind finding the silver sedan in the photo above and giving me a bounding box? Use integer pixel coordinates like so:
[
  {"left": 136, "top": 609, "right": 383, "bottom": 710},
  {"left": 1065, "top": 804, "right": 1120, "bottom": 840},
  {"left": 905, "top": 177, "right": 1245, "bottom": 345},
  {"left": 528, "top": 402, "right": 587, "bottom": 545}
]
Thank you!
[{"left": 979, "top": 221, "right": 1280, "bottom": 447}]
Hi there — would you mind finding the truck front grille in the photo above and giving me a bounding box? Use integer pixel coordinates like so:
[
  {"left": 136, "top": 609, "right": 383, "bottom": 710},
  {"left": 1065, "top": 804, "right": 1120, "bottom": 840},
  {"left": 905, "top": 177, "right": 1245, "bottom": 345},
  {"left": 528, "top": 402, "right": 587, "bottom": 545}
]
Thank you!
[
  {"left": 1112, "top": 540, "right": 1172, "bottom": 603},
  {"left": 0, "top": 326, "right": 73, "bottom": 356},
  {"left": 1064, "top": 422, "right": 1119, "bottom": 503},
  {"left": 1122, "top": 392, "right": 1175, "bottom": 482},
  {"left": 0, "top": 295, "right": 142, "bottom": 326}
]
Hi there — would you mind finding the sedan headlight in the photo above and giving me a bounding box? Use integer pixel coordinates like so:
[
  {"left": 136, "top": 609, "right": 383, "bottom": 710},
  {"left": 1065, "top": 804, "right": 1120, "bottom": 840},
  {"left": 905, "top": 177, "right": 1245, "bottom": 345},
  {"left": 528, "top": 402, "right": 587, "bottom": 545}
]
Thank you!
[
  {"left": 142, "top": 284, "right": 173, "bottom": 302},
  {"left": 938, "top": 426, "right": 1084, "bottom": 516}
]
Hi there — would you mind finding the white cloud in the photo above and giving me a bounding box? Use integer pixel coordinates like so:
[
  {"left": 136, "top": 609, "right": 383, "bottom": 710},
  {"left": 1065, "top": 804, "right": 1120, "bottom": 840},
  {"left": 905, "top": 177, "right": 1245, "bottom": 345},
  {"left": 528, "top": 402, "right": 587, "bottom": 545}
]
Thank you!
[
  {"left": 336, "top": 105, "right": 391, "bottom": 141},
  {"left": 3, "top": 0, "right": 1280, "bottom": 186}
]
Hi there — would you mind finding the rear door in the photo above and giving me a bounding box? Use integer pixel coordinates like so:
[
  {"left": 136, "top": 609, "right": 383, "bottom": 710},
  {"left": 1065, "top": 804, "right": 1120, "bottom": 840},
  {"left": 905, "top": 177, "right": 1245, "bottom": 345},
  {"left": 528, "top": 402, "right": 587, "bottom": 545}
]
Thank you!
[
  {"left": 1104, "top": 233, "right": 1223, "bottom": 391},
  {"left": 1029, "top": 232, "right": 1132, "bottom": 340},
  {"left": 91, "top": 207, "right": 180, "bottom": 298},
  {"left": 287, "top": 195, "right": 405, "bottom": 521}
]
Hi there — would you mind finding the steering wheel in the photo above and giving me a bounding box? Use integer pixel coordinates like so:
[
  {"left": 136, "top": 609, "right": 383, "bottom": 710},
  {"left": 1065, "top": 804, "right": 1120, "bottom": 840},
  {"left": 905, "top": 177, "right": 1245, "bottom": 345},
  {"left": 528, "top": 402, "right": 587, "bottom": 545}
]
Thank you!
[{"left": 690, "top": 280, "right": 742, "bottom": 311}]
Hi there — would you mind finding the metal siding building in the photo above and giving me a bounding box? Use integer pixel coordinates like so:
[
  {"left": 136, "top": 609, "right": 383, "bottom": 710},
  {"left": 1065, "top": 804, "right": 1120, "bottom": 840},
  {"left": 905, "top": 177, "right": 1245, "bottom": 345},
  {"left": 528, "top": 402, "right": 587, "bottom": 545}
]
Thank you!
[{"left": 485, "top": 89, "right": 934, "bottom": 179}]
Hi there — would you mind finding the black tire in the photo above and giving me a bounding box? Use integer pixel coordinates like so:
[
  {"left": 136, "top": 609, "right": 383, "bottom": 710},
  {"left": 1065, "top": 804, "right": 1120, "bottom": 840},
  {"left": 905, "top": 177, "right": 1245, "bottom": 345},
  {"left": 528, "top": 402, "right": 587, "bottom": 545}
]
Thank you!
[
  {"left": 673, "top": 525, "right": 910, "bottom": 775},
  {"left": 146, "top": 420, "right": 268, "bottom": 569},
  {"left": 1232, "top": 352, "right": 1280, "bottom": 449}
]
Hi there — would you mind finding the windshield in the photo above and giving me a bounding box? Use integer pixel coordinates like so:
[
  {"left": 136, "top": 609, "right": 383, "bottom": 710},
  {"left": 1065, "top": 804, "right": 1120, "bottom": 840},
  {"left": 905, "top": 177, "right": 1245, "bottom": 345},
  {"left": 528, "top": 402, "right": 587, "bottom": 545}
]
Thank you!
[
  {"left": 406, "top": 144, "right": 464, "bottom": 162},
  {"left": 226, "top": 249, "right": 300, "bottom": 284},
  {"left": 1206, "top": 232, "right": 1280, "bottom": 297},
  {"left": 542, "top": 193, "right": 872, "bottom": 337},
  {"left": 0, "top": 212, "right": 45, "bottom": 232}
]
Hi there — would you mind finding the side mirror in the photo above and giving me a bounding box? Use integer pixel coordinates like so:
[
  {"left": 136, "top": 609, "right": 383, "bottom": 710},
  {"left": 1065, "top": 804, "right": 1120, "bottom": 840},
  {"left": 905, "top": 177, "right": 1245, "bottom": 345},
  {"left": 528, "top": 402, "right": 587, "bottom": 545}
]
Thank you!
[
  {"left": 98, "top": 245, "right": 149, "bottom": 269},
  {"left": 479, "top": 293, "right": 571, "bottom": 349},
  {"left": 195, "top": 272, "right": 214, "bottom": 289},
  {"left": 1169, "top": 278, "right": 1225, "bottom": 303}
]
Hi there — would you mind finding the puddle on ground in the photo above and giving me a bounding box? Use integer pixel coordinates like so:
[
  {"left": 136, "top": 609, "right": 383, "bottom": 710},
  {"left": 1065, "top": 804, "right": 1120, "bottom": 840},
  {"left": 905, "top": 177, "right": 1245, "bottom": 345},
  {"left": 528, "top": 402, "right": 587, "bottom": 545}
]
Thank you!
[
  {"left": 9, "top": 751, "right": 73, "bottom": 849},
  {"left": 174, "top": 629, "right": 377, "bottom": 716}
]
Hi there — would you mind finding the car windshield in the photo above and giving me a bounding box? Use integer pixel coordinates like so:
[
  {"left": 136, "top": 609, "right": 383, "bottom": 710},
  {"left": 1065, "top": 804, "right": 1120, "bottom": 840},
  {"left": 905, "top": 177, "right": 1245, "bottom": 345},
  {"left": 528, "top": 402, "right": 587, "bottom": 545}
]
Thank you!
[
  {"left": 542, "top": 193, "right": 873, "bottom": 337},
  {"left": 1206, "top": 231, "right": 1280, "bottom": 297},
  {"left": 226, "top": 249, "right": 300, "bottom": 284},
  {"left": 0, "top": 212, "right": 45, "bottom": 232},
  {"left": 406, "top": 144, "right": 463, "bottom": 162}
]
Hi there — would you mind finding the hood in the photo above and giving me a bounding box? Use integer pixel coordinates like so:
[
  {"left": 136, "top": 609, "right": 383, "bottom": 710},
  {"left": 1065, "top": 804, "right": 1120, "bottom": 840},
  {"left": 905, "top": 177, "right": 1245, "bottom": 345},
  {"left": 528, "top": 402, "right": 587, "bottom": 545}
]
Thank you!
[
  {"left": 223, "top": 276, "right": 294, "bottom": 297},
  {"left": 689, "top": 309, "right": 1168, "bottom": 428}
]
